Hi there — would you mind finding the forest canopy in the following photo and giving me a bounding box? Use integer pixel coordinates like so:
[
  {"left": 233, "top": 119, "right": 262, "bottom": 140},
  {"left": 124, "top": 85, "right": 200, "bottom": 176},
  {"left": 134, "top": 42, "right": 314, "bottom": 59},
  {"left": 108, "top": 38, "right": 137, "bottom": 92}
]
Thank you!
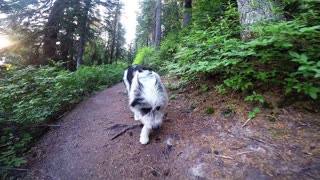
[{"left": 0, "top": 0, "right": 127, "bottom": 70}]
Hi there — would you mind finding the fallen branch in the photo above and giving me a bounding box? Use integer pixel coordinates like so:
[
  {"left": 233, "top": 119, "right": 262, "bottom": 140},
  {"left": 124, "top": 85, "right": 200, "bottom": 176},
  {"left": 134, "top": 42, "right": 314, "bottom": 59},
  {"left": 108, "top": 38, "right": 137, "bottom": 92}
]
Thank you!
[
  {"left": 105, "top": 124, "right": 129, "bottom": 130},
  {"left": 0, "top": 167, "right": 29, "bottom": 172},
  {"left": 108, "top": 124, "right": 141, "bottom": 140},
  {"left": 176, "top": 152, "right": 183, "bottom": 157},
  {"left": 241, "top": 118, "right": 252, "bottom": 127},
  {"left": 215, "top": 154, "right": 233, "bottom": 160},
  {"left": 236, "top": 151, "right": 254, "bottom": 155},
  {"left": 248, "top": 136, "right": 276, "bottom": 147},
  {"left": 147, "top": 165, "right": 161, "bottom": 176},
  {"left": 264, "top": 114, "right": 279, "bottom": 121},
  {"left": 58, "top": 111, "right": 70, "bottom": 119}
]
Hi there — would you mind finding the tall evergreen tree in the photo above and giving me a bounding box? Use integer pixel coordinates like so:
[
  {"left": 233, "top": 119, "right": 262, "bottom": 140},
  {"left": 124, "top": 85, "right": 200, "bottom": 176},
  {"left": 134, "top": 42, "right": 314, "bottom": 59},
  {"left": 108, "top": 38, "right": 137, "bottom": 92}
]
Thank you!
[
  {"left": 43, "top": 0, "right": 69, "bottom": 64},
  {"left": 163, "top": 0, "right": 181, "bottom": 36},
  {"left": 182, "top": 0, "right": 192, "bottom": 27},
  {"left": 154, "top": 0, "right": 162, "bottom": 48},
  {"left": 0, "top": 0, "right": 51, "bottom": 64},
  {"left": 136, "top": 0, "right": 156, "bottom": 48},
  {"left": 109, "top": 0, "right": 120, "bottom": 64},
  {"left": 76, "top": 0, "right": 92, "bottom": 69}
]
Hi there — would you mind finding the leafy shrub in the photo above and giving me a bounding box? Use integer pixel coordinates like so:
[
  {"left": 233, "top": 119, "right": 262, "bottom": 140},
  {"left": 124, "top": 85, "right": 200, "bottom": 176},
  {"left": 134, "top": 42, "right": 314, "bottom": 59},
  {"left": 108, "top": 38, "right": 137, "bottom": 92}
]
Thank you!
[
  {"left": 206, "top": 107, "right": 215, "bottom": 115},
  {"left": 165, "top": 0, "right": 320, "bottom": 100},
  {"left": 215, "top": 84, "right": 228, "bottom": 94},
  {"left": 0, "top": 63, "right": 125, "bottom": 172},
  {"left": 158, "top": 32, "right": 182, "bottom": 62},
  {"left": 132, "top": 47, "right": 155, "bottom": 65},
  {"left": 248, "top": 107, "right": 262, "bottom": 119},
  {"left": 245, "top": 91, "right": 265, "bottom": 104},
  {"left": 200, "top": 84, "right": 209, "bottom": 92}
]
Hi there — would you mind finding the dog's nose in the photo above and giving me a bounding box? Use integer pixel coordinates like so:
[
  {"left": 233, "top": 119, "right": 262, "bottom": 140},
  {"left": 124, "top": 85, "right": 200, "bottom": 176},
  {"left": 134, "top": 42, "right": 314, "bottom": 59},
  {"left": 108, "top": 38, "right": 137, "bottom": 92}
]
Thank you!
[{"left": 152, "top": 124, "right": 160, "bottom": 129}]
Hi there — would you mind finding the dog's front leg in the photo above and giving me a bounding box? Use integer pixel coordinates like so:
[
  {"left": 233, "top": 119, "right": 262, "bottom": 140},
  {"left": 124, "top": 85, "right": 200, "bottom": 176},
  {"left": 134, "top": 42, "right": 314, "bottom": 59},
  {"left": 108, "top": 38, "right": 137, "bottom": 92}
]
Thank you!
[
  {"left": 140, "top": 125, "right": 152, "bottom": 144},
  {"left": 134, "top": 112, "right": 141, "bottom": 121},
  {"left": 130, "top": 107, "right": 142, "bottom": 121}
]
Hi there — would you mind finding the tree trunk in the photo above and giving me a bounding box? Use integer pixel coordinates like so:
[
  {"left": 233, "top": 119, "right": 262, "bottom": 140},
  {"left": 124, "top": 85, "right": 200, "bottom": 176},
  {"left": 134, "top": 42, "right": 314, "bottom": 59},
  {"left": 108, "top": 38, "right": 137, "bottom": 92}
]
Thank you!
[
  {"left": 154, "top": 0, "right": 162, "bottom": 48},
  {"left": 182, "top": 0, "right": 192, "bottom": 28},
  {"left": 76, "top": 0, "right": 91, "bottom": 69},
  {"left": 109, "top": 0, "right": 120, "bottom": 64},
  {"left": 42, "top": 0, "right": 66, "bottom": 64},
  {"left": 104, "top": 31, "right": 111, "bottom": 64},
  {"left": 61, "top": 22, "right": 75, "bottom": 70},
  {"left": 127, "top": 43, "right": 133, "bottom": 65},
  {"left": 236, "top": 0, "right": 283, "bottom": 40}
]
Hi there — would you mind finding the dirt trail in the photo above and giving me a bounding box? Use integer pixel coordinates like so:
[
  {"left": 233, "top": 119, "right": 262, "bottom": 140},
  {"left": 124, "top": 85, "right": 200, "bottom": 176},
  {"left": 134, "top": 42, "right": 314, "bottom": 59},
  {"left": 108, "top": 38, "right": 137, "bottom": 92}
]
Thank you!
[{"left": 25, "top": 82, "right": 320, "bottom": 179}]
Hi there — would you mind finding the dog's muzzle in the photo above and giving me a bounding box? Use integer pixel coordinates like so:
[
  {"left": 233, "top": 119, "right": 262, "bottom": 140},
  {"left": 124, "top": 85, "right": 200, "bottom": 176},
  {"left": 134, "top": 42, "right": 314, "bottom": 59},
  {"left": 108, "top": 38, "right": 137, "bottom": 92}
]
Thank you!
[{"left": 152, "top": 124, "right": 160, "bottom": 129}]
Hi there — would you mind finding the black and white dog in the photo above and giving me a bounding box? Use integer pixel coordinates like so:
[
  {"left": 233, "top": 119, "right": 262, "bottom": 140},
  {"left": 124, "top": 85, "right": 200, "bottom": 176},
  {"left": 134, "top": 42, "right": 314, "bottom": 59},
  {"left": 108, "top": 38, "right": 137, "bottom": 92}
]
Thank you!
[{"left": 123, "top": 65, "right": 168, "bottom": 144}]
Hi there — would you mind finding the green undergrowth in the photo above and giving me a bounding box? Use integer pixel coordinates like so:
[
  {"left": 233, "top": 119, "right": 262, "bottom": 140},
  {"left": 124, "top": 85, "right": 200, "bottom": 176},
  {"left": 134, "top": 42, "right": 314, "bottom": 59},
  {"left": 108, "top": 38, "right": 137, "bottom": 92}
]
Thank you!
[
  {"left": 132, "top": 0, "right": 320, "bottom": 119},
  {"left": 0, "top": 63, "right": 125, "bottom": 176},
  {"left": 164, "top": 1, "right": 319, "bottom": 101}
]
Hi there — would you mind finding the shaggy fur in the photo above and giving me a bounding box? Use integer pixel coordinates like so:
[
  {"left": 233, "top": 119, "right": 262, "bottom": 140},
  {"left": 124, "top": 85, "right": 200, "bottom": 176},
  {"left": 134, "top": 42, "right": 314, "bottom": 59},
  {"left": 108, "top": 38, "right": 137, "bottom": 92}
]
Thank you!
[{"left": 123, "top": 65, "right": 168, "bottom": 144}]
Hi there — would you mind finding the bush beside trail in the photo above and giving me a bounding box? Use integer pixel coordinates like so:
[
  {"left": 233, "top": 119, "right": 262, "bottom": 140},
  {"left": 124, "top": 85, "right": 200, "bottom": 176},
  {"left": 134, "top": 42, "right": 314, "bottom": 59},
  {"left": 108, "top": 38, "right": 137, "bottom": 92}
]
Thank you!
[{"left": 0, "top": 63, "right": 125, "bottom": 174}]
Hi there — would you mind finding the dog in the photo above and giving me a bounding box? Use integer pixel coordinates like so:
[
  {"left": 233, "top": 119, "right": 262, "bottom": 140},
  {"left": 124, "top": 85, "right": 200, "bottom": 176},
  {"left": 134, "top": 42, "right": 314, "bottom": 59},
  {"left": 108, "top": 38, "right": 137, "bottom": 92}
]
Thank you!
[{"left": 123, "top": 65, "right": 168, "bottom": 144}]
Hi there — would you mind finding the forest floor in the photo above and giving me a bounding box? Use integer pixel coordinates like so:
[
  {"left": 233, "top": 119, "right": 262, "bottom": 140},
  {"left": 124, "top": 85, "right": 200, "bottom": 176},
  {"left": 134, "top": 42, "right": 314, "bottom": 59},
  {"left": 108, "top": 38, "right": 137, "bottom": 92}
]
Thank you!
[{"left": 24, "top": 76, "right": 320, "bottom": 179}]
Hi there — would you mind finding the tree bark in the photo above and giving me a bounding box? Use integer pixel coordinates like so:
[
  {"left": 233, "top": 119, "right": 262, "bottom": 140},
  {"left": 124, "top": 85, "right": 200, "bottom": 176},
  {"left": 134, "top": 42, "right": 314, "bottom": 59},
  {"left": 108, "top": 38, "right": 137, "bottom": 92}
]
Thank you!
[
  {"left": 236, "top": 0, "right": 283, "bottom": 40},
  {"left": 42, "top": 0, "right": 66, "bottom": 64},
  {"left": 61, "top": 22, "right": 75, "bottom": 70},
  {"left": 115, "top": 25, "right": 121, "bottom": 62},
  {"left": 109, "top": 0, "right": 120, "bottom": 64},
  {"left": 154, "top": 0, "right": 162, "bottom": 48},
  {"left": 104, "top": 31, "right": 111, "bottom": 64},
  {"left": 182, "top": 0, "right": 192, "bottom": 28},
  {"left": 76, "top": 0, "right": 91, "bottom": 69}
]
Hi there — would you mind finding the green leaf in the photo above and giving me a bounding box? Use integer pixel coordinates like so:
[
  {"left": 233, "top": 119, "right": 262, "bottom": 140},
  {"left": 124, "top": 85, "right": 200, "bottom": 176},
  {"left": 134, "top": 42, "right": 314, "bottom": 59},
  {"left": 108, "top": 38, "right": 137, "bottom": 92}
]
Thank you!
[
  {"left": 298, "top": 65, "right": 309, "bottom": 71},
  {"left": 13, "top": 158, "right": 27, "bottom": 167},
  {"left": 248, "top": 112, "right": 256, "bottom": 119},
  {"left": 289, "top": 51, "right": 300, "bottom": 58},
  {"left": 299, "top": 25, "right": 320, "bottom": 33},
  {"left": 309, "top": 91, "right": 317, "bottom": 99},
  {"left": 253, "top": 107, "right": 261, "bottom": 113},
  {"left": 300, "top": 54, "right": 308, "bottom": 62}
]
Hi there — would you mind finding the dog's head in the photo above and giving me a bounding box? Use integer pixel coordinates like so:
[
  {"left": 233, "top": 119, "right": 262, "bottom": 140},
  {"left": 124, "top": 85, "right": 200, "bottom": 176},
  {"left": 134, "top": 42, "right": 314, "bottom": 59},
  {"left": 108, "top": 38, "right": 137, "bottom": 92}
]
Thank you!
[{"left": 129, "top": 70, "right": 168, "bottom": 129}]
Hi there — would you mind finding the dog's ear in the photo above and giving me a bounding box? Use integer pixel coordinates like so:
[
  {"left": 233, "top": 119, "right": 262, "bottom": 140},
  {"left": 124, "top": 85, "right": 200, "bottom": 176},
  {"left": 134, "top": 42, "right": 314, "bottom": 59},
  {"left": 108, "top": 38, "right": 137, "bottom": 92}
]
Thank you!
[
  {"left": 142, "top": 66, "right": 153, "bottom": 71},
  {"left": 155, "top": 78, "right": 164, "bottom": 92}
]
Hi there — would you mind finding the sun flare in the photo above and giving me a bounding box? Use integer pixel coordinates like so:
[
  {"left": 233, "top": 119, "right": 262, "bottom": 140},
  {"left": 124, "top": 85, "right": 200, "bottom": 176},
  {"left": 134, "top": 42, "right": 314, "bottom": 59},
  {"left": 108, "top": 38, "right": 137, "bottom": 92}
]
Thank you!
[{"left": 0, "top": 36, "right": 13, "bottom": 49}]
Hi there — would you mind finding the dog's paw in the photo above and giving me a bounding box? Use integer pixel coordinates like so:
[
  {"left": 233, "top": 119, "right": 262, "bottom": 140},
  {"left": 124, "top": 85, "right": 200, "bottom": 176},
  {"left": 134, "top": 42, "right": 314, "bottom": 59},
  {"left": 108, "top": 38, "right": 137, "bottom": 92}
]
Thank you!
[{"left": 140, "top": 136, "right": 149, "bottom": 144}]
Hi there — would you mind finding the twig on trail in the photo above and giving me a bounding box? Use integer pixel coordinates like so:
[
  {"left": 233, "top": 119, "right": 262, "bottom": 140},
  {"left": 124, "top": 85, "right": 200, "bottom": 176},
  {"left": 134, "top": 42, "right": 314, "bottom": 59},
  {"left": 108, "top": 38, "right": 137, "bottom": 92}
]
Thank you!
[
  {"left": 109, "top": 124, "right": 141, "bottom": 140},
  {"left": 236, "top": 151, "right": 254, "bottom": 155},
  {"left": 248, "top": 136, "right": 276, "bottom": 147},
  {"left": 106, "top": 124, "right": 129, "bottom": 130},
  {"left": 264, "top": 114, "right": 279, "bottom": 121},
  {"left": 214, "top": 154, "right": 233, "bottom": 160},
  {"left": 58, "top": 111, "right": 70, "bottom": 119},
  {"left": 0, "top": 167, "right": 29, "bottom": 172},
  {"left": 241, "top": 118, "right": 252, "bottom": 127},
  {"left": 147, "top": 165, "right": 161, "bottom": 176}
]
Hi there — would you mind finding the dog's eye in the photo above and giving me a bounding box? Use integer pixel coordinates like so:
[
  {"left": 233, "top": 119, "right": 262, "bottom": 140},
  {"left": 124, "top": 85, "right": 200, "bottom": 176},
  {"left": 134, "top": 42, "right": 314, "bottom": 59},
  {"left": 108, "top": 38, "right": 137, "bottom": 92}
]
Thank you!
[
  {"left": 156, "top": 106, "right": 161, "bottom": 111},
  {"left": 141, "top": 107, "right": 152, "bottom": 114}
]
